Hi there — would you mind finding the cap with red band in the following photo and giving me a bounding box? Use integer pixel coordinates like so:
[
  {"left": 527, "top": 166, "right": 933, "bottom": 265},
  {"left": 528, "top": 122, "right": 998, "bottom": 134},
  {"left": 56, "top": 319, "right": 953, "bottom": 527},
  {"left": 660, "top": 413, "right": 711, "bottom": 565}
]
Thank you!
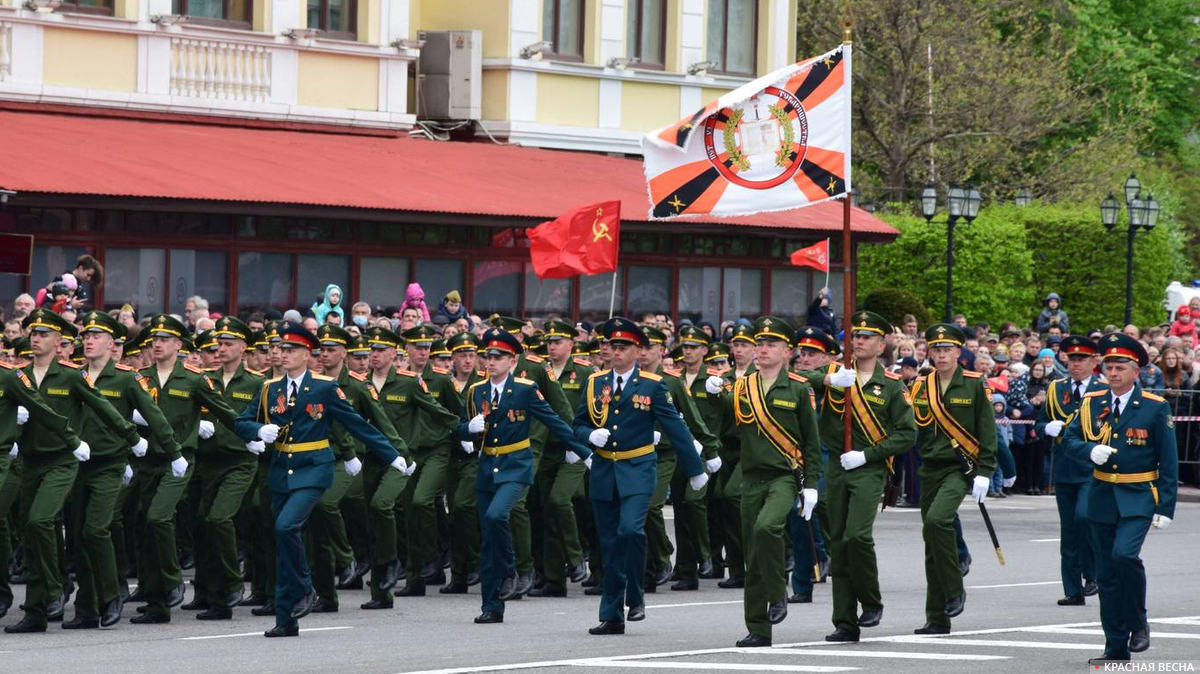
[
  {"left": 277, "top": 321, "right": 318, "bottom": 350},
  {"left": 599, "top": 317, "right": 647, "bottom": 347},
  {"left": 481, "top": 328, "right": 522, "bottom": 356},
  {"left": 1060, "top": 335, "right": 1099, "bottom": 357},
  {"left": 1099, "top": 333, "right": 1148, "bottom": 367}
]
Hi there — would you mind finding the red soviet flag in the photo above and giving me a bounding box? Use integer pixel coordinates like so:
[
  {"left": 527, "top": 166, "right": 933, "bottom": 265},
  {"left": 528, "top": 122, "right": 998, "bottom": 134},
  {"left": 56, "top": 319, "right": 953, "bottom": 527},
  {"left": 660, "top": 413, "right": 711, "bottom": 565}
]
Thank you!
[
  {"left": 790, "top": 240, "right": 829, "bottom": 272},
  {"left": 528, "top": 201, "right": 621, "bottom": 280}
]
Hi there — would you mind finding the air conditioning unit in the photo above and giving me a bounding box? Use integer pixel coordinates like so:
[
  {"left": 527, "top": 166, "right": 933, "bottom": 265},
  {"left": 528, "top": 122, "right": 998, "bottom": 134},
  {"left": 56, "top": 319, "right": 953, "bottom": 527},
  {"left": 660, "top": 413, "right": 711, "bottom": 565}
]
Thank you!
[{"left": 417, "top": 30, "right": 482, "bottom": 121}]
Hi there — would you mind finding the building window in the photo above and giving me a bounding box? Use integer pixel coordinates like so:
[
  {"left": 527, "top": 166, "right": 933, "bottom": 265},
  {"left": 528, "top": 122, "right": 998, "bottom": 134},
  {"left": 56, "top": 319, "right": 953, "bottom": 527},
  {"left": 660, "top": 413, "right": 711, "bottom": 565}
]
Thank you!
[
  {"left": 472, "top": 261, "right": 521, "bottom": 318},
  {"left": 33, "top": 245, "right": 86, "bottom": 306},
  {"left": 413, "top": 259, "right": 464, "bottom": 317},
  {"left": 307, "top": 0, "right": 357, "bottom": 40},
  {"left": 769, "top": 268, "right": 811, "bottom": 323},
  {"left": 57, "top": 0, "right": 113, "bottom": 16},
  {"left": 579, "top": 269, "right": 620, "bottom": 323},
  {"left": 706, "top": 0, "right": 756, "bottom": 76},
  {"left": 168, "top": 250, "right": 228, "bottom": 317},
  {"left": 359, "top": 257, "right": 410, "bottom": 310},
  {"left": 678, "top": 267, "right": 721, "bottom": 325},
  {"left": 298, "top": 254, "right": 350, "bottom": 319},
  {"left": 626, "top": 0, "right": 665, "bottom": 68},
  {"left": 626, "top": 265, "right": 671, "bottom": 319},
  {"left": 542, "top": 0, "right": 584, "bottom": 61},
  {"left": 104, "top": 249, "right": 167, "bottom": 315},
  {"left": 171, "top": 0, "right": 252, "bottom": 29},
  {"left": 237, "top": 252, "right": 292, "bottom": 313},
  {"left": 524, "top": 265, "right": 572, "bottom": 319},
  {"left": 723, "top": 267, "right": 761, "bottom": 322}
]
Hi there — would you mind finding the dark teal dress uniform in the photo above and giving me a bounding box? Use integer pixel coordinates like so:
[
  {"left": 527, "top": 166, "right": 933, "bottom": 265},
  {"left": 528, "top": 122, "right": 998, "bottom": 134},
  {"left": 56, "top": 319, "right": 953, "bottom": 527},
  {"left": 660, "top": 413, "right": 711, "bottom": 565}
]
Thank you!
[
  {"left": 573, "top": 364, "right": 705, "bottom": 625},
  {"left": 1063, "top": 378, "right": 1177, "bottom": 661},
  {"left": 460, "top": 372, "right": 588, "bottom": 617},
  {"left": 235, "top": 369, "right": 401, "bottom": 631},
  {"left": 1035, "top": 372, "right": 1107, "bottom": 601}
]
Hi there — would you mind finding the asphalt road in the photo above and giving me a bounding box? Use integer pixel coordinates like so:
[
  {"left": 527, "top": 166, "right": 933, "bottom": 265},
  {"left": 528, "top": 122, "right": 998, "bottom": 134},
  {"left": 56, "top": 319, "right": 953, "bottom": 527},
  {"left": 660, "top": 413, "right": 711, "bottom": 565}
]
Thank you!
[{"left": 3, "top": 492, "right": 1198, "bottom": 674}]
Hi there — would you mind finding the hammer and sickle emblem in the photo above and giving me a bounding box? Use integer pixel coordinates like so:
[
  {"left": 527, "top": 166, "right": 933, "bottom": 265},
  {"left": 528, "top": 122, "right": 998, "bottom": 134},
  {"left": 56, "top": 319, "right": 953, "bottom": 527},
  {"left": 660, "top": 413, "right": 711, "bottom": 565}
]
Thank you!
[{"left": 592, "top": 210, "right": 612, "bottom": 242}]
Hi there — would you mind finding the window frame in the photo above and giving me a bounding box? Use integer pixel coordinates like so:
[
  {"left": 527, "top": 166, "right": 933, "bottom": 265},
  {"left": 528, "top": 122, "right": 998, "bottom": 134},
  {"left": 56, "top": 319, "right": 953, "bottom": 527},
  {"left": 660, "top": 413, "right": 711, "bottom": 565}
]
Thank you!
[
  {"left": 626, "top": 0, "right": 666, "bottom": 70},
  {"left": 543, "top": 0, "right": 586, "bottom": 63},
  {"left": 172, "top": 0, "right": 253, "bottom": 31},
  {"left": 56, "top": 0, "right": 115, "bottom": 17},
  {"left": 307, "top": 0, "right": 358, "bottom": 42},
  {"left": 707, "top": 0, "right": 758, "bottom": 77}
]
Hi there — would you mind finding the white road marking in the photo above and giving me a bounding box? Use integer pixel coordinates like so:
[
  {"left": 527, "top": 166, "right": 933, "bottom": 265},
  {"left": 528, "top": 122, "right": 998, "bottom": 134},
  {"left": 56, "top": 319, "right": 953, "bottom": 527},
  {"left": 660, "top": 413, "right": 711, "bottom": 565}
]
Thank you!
[
  {"left": 984, "top": 505, "right": 1035, "bottom": 510},
  {"left": 1152, "top": 617, "right": 1200, "bottom": 626},
  {"left": 1028, "top": 538, "right": 1061, "bottom": 542},
  {"left": 1023, "top": 627, "right": 1200, "bottom": 640},
  {"left": 646, "top": 600, "right": 743, "bottom": 609},
  {"left": 966, "top": 580, "right": 1060, "bottom": 589},
  {"left": 883, "top": 637, "right": 1097, "bottom": 650},
  {"left": 752, "top": 649, "right": 1007, "bottom": 661},
  {"left": 577, "top": 662, "right": 855, "bottom": 672},
  {"left": 179, "top": 625, "right": 352, "bottom": 640}
]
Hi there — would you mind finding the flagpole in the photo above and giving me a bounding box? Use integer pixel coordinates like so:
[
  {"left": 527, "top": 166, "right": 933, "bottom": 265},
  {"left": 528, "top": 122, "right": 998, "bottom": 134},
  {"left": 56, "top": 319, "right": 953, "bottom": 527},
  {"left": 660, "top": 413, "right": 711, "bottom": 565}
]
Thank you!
[
  {"left": 608, "top": 270, "right": 618, "bottom": 318},
  {"left": 824, "top": 237, "right": 831, "bottom": 291},
  {"left": 841, "top": 10, "right": 855, "bottom": 460}
]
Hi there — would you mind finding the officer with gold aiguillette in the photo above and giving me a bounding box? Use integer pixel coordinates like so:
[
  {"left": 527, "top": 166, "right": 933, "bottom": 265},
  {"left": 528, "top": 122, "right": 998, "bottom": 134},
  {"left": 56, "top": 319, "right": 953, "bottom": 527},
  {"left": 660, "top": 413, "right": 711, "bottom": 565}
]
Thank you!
[
  {"left": 1062, "top": 333, "right": 1177, "bottom": 665},
  {"left": 461, "top": 329, "right": 590, "bottom": 625},
  {"left": 233, "top": 322, "right": 409, "bottom": 638}
]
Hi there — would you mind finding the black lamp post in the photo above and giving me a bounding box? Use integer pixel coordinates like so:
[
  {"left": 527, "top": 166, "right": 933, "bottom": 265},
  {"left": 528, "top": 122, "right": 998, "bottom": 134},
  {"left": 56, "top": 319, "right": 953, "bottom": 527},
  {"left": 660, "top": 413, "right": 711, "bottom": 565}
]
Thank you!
[
  {"left": 1101, "top": 173, "right": 1159, "bottom": 325},
  {"left": 923, "top": 181, "right": 983, "bottom": 322}
]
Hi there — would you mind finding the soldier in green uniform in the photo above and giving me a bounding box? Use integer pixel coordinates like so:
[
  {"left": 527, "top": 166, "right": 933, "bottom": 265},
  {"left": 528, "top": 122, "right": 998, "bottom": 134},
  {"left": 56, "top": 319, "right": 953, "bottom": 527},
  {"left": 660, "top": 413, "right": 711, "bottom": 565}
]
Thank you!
[
  {"left": 0, "top": 341, "right": 83, "bottom": 623},
  {"left": 5, "top": 309, "right": 142, "bottom": 634},
  {"left": 808, "top": 311, "right": 917, "bottom": 643},
  {"left": 239, "top": 322, "right": 282, "bottom": 614},
  {"left": 729, "top": 324, "right": 757, "bottom": 380},
  {"left": 1064, "top": 334, "right": 1177, "bottom": 665},
  {"left": 709, "top": 323, "right": 758, "bottom": 590},
  {"left": 186, "top": 316, "right": 266, "bottom": 620},
  {"left": 395, "top": 324, "right": 462, "bottom": 596},
  {"left": 529, "top": 319, "right": 596, "bottom": 597},
  {"left": 442, "top": 331, "right": 485, "bottom": 594},
  {"left": 720, "top": 316, "right": 821, "bottom": 648},
  {"left": 338, "top": 333, "right": 374, "bottom": 587},
  {"left": 66, "top": 311, "right": 176, "bottom": 629},
  {"left": 128, "top": 314, "right": 241, "bottom": 625},
  {"left": 908, "top": 323, "right": 997, "bottom": 635}
]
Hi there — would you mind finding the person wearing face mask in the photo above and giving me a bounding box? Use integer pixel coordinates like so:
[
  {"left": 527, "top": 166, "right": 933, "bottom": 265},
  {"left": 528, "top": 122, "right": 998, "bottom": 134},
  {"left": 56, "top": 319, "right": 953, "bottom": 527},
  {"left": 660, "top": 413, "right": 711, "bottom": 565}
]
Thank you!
[{"left": 350, "top": 302, "right": 372, "bottom": 331}]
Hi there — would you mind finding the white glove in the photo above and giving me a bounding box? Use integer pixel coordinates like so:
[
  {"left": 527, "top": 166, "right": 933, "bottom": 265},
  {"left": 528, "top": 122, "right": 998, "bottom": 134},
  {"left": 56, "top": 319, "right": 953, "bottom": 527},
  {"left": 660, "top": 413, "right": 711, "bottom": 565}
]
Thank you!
[
  {"left": 132, "top": 409, "right": 148, "bottom": 426},
  {"left": 170, "top": 456, "right": 188, "bottom": 477},
  {"left": 706, "top": 456, "right": 723, "bottom": 473},
  {"left": 840, "top": 450, "right": 867, "bottom": 471},
  {"left": 16, "top": 406, "right": 28, "bottom": 425},
  {"left": 258, "top": 424, "right": 280, "bottom": 443},
  {"left": 122, "top": 465, "right": 133, "bottom": 486},
  {"left": 1044, "top": 420, "right": 1065, "bottom": 438},
  {"left": 8, "top": 443, "right": 17, "bottom": 458},
  {"left": 689, "top": 472, "right": 709, "bottom": 491},
  {"left": 468, "top": 414, "right": 485, "bottom": 434},
  {"left": 705, "top": 376, "right": 724, "bottom": 394},
  {"left": 1090, "top": 444, "right": 1116, "bottom": 466},
  {"left": 565, "top": 451, "right": 580, "bottom": 465},
  {"left": 588, "top": 428, "right": 611, "bottom": 448},
  {"left": 584, "top": 455, "right": 593, "bottom": 469},
  {"left": 653, "top": 431, "right": 662, "bottom": 445},
  {"left": 344, "top": 456, "right": 362, "bottom": 476},
  {"left": 800, "top": 488, "right": 818, "bottom": 520},
  {"left": 73, "top": 441, "right": 91, "bottom": 462},
  {"left": 460, "top": 440, "right": 476, "bottom": 455},
  {"left": 197, "top": 420, "right": 215, "bottom": 439},
  {"left": 693, "top": 439, "right": 704, "bottom": 456},
  {"left": 1002, "top": 476, "right": 1016, "bottom": 488},
  {"left": 390, "top": 456, "right": 409, "bottom": 474},
  {"left": 245, "top": 440, "right": 265, "bottom": 456},
  {"left": 972, "top": 475, "right": 990, "bottom": 504},
  {"left": 131, "top": 438, "right": 148, "bottom": 457},
  {"left": 828, "top": 366, "right": 857, "bottom": 389},
  {"left": 1152, "top": 514, "right": 1172, "bottom": 530},
  {"left": 403, "top": 460, "right": 416, "bottom": 476}
]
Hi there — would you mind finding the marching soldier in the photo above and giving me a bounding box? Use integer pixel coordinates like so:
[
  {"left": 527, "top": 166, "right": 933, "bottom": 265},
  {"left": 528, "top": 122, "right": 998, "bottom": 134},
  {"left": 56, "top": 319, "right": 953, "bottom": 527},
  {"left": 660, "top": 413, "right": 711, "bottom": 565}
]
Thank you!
[
  {"left": 442, "top": 330, "right": 485, "bottom": 594},
  {"left": 338, "top": 333, "right": 375, "bottom": 586},
  {"left": 1036, "top": 335, "right": 1104, "bottom": 606},
  {"left": 6, "top": 310, "right": 142, "bottom": 633},
  {"left": 908, "top": 323, "right": 997, "bottom": 635},
  {"left": 721, "top": 316, "right": 822, "bottom": 648},
  {"left": 233, "top": 321, "right": 410, "bottom": 637},
  {"left": 1063, "top": 333, "right": 1177, "bottom": 665},
  {"left": 729, "top": 324, "right": 757, "bottom": 380},
  {"left": 240, "top": 322, "right": 283, "bottom": 615},
  {"left": 573, "top": 318, "right": 708, "bottom": 635},
  {"left": 460, "top": 328, "right": 590, "bottom": 623},
  {"left": 809, "top": 311, "right": 916, "bottom": 642}
]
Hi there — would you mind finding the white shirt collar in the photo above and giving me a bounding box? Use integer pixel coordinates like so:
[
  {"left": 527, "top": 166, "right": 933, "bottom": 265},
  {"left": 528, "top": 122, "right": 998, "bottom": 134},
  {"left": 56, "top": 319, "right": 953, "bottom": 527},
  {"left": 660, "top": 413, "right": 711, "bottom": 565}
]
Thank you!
[
  {"left": 614, "top": 367, "right": 634, "bottom": 385},
  {"left": 1073, "top": 375, "right": 1092, "bottom": 389},
  {"left": 286, "top": 372, "right": 305, "bottom": 392},
  {"left": 490, "top": 375, "right": 509, "bottom": 399},
  {"left": 1112, "top": 387, "right": 1134, "bottom": 412}
]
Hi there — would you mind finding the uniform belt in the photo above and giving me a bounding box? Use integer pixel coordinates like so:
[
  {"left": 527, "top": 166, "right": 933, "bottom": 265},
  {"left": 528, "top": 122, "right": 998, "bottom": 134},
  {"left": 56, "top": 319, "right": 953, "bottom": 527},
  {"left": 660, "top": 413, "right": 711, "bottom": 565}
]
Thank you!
[
  {"left": 595, "top": 444, "right": 654, "bottom": 461},
  {"left": 484, "top": 439, "right": 530, "bottom": 456},
  {"left": 1093, "top": 469, "right": 1159, "bottom": 484},
  {"left": 276, "top": 440, "right": 330, "bottom": 454}
]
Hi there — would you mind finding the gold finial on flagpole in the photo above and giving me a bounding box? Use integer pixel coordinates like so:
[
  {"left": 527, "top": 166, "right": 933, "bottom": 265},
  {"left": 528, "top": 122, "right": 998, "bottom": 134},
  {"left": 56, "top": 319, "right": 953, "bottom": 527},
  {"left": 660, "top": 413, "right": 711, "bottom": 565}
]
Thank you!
[{"left": 842, "top": 0, "right": 855, "bottom": 44}]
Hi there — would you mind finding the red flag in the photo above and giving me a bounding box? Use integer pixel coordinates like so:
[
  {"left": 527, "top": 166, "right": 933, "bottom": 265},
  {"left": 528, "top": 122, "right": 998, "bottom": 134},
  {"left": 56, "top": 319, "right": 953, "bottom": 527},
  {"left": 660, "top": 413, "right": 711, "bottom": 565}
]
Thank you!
[
  {"left": 790, "top": 240, "right": 829, "bottom": 272},
  {"left": 528, "top": 201, "right": 620, "bottom": 280}
]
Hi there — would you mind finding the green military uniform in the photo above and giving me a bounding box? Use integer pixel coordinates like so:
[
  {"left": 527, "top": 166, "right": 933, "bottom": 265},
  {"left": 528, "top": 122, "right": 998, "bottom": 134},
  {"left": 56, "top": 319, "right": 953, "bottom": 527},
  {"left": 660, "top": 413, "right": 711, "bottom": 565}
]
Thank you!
[
  {"left": 714, "top": 324, "right": 758, "bottom": 586},
  {"left": 8, "top": 310, "right": 142, "bottom": 633},
  {"left": 443, "top": 331, "right": 485, "bottom": 592},
  {"left": 531, "top": 320, "right": 596, "bottom": 595},
  {"left": 240, "top": 322, "right": 280, "bottom": 613},
  {"left": 909, "top": 324, "right": 997, "bottom": 632},
  {"left": 720, "top": 317, "right": 822, "bottom": 646},
  {"left": 337, "top": 334, "right": 375, "bottom": 584},
  {"left": 805, "top": 312, "right": 917, "bottom": 639},
  {"left": 133, "top": 314, "right": 240, "bottom": 623},
  {"left": 397, "top": 325, "right": 462, "bottom": 595},
  {"left": 0, "top": 356, "right": 81, "bottom": 620}
]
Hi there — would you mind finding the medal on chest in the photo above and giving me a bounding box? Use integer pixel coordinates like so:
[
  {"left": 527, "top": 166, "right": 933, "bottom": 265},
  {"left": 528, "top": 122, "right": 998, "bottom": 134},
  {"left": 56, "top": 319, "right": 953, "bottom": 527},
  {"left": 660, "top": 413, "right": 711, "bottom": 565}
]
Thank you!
[
  {"left": 274, "top": 392, "right": 287, "bottom": 415},
  {"left": 305, "top": 403, "right": 324, "bottom": 420}
]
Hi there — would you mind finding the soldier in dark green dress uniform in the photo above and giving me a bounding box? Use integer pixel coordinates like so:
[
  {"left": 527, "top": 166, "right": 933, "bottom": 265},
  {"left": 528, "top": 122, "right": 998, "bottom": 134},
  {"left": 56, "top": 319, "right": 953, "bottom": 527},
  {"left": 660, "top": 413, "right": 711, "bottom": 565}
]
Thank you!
[{"left": 442, "top": 331, "right": 485, "bottom": 594}]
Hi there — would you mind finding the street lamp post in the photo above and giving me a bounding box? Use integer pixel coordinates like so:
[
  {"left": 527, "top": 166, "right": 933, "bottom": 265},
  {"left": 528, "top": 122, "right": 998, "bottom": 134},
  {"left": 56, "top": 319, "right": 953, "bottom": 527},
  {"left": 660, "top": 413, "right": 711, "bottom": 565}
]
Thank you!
[
  {"left": 923, "top": 181, "right": 983, "bottom": 322},
  {"left": 1101, "top": 173, "right": 1159, "bottom": 325}
]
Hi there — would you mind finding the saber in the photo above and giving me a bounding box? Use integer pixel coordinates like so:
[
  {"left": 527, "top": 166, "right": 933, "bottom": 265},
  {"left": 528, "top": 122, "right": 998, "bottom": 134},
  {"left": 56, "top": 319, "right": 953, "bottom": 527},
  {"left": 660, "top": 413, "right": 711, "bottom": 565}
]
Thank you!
[
  {"left": 978, "top": 502, "right": 1005, "bottom": 565},
  {"left": 794, "top": 469, "right": 821, "bottom": 582}
]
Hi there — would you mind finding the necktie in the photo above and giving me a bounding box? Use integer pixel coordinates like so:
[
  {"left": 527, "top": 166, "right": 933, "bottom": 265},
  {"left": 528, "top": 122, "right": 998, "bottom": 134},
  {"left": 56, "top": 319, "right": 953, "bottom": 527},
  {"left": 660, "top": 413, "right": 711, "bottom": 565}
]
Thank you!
[
  {"left": 492, "top": 387, "right": 500, "bottom": 408},
  {"left": 1112, "top": 397, "right": 1121, "bottom": 422},
  {"left": 1072, "top": 382, "right": 1082, "bottom": 403},
  {"left": 289, "top": 381, "right": 298, "bottom": 407},
  {"left": 614, "top": 375, "right": 623, "bottom": 400}
]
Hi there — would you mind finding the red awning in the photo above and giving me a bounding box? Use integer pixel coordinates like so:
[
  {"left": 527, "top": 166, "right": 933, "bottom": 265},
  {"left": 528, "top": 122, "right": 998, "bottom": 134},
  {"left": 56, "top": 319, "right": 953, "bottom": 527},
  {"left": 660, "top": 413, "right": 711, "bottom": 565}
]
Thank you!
[{"left": 0, "top": 109, "right": 896, "bottom": 237}]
